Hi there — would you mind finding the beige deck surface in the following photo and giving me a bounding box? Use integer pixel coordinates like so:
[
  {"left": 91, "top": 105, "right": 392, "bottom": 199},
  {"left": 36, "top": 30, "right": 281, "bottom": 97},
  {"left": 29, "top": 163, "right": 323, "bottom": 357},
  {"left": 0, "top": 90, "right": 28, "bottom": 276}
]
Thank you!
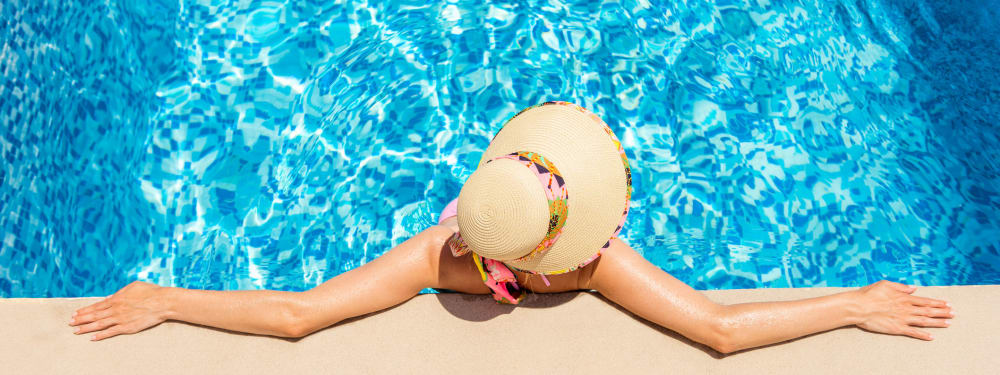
[{"left": 1, "top": 285, "right": 996, "bottom": 374}]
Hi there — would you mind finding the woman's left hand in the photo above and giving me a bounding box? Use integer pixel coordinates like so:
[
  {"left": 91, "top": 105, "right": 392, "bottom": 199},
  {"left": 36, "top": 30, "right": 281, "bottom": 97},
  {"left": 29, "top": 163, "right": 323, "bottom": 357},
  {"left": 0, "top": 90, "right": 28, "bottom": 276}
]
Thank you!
[{"left": 69, "top": 281, "right": 172, "bottom": 341}]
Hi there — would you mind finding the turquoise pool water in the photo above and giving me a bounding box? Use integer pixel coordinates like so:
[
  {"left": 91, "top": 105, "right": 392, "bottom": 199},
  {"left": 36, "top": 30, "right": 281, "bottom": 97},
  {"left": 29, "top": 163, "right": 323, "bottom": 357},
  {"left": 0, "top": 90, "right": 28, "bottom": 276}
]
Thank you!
[{"left": 1, "top": 0, "right": 998, "bottom": 297}]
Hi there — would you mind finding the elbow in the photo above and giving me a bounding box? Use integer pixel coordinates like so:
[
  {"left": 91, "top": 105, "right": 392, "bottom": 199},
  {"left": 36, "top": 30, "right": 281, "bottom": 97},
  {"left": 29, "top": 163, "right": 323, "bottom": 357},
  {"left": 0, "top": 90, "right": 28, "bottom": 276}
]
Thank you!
[
  {"left": 281, "top": 297, "right": 313, "bottom": 338},
  {"left": 283, "top": 311, "right": 314, "bottom": 338},
  {"left": 710, "top": 334, "right": 736, "bottom": 355},
  {"left": 284, "top": 321, "right": 311, "bottom": 338},
  {"left": 706, "top": 310, "right": 736, "bottom": 354}
]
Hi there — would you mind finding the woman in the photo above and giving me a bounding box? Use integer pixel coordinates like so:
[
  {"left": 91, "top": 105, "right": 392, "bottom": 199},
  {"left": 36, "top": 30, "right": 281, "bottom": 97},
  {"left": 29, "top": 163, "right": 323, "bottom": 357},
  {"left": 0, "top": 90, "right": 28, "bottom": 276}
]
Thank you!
[{"left": 68, "top": 102, "right": 953, "bottom": 354}]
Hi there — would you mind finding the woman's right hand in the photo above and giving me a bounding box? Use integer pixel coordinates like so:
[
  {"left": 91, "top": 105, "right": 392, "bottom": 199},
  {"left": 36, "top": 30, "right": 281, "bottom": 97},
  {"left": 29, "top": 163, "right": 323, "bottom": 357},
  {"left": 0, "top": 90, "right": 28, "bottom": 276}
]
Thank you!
[
  {"left": 852, "top": 280, "right": 954, "bottom": 340},
  {"left": 69, "top": 281, "right": 172, "bottom": 341}
]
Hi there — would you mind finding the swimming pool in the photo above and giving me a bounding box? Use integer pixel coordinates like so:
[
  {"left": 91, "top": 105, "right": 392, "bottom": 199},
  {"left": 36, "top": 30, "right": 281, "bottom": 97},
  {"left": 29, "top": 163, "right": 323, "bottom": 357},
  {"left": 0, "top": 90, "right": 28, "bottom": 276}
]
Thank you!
[{"left": 1, "top": 0, "right": 998, "bottom": 297}]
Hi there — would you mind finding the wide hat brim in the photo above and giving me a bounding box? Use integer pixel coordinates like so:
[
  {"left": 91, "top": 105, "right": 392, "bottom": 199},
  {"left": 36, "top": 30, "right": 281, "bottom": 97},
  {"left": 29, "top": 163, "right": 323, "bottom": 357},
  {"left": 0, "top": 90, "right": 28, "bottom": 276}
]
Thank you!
[{"left": 465, "top": 103, "right": 629, "bottom": 274}]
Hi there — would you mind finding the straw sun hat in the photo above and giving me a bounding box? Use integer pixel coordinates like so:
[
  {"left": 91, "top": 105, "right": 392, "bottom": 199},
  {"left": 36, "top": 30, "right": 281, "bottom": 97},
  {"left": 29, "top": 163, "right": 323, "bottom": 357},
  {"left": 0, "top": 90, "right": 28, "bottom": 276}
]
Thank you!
[{"left": 448, "top": 101, "right": 633, "bottom": 276}]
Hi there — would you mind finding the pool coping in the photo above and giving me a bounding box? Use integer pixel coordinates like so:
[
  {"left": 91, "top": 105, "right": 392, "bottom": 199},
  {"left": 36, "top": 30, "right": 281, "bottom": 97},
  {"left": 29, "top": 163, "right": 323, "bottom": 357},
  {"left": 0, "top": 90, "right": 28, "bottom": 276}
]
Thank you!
[{"left": 2, "top": 285, "right": 997, "bottom": 374}]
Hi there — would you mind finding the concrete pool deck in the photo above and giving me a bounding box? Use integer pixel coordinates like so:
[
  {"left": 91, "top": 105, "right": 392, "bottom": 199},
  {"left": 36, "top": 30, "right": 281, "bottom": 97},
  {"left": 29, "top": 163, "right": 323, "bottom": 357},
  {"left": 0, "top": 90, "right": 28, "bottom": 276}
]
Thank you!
[{"left": 1, "top": 285, "right": 997, "bottom": 374}]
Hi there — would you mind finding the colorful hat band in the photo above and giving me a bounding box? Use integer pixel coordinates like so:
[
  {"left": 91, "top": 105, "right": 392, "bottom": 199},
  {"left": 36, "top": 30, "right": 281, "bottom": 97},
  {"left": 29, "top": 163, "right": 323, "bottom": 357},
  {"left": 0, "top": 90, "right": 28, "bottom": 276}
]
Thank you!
[
  {"left": 497, "top": 101, "right": 632, "bottom": 256},
  {"left": 448, "top": 150, "right": 569, "bottom": 262}
]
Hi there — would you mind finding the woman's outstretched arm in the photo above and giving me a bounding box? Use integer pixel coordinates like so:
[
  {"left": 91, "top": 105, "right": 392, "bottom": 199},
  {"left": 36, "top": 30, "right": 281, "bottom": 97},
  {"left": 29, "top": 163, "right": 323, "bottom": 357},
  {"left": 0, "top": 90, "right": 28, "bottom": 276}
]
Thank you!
[
  {"left": 288, "top": 223, "right": 489, "bottom": 337},
  {"left": 585, "top": 239, "right": 955, "bottom": 354},
  {"left": 70, "top": 222, "right": 490, "bottom": 341}
]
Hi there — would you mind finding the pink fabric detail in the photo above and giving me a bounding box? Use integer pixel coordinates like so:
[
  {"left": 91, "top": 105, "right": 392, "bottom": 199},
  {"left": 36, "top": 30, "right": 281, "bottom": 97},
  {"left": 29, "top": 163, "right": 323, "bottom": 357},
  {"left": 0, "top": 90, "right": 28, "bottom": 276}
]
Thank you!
[
  {"left": 482, "top": 258, "right": 523, "bottom": 304},
  {"left": 438, "top": 197, "right": 459, "bottom": 224},
  {"left": 447, "top": 231, "right": 523, "bottom": 304}
]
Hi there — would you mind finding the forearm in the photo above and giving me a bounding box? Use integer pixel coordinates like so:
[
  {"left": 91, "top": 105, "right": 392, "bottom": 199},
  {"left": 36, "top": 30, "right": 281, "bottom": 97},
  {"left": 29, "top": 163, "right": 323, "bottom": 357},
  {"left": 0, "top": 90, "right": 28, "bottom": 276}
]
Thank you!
[
  {"left": 589, "top": 241, "right": 867, "bottom": 354},
  {"left": 719, "top": 290, "right": 863, "bottom": 353},
  {"left": 161, "top": 287, "right": 302, "bottom": 338}
]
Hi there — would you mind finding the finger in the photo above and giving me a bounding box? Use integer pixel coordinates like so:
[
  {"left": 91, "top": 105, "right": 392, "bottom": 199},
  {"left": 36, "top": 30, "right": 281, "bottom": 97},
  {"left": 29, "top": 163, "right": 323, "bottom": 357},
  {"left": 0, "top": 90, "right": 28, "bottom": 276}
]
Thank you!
[
  {"left": 91, "top": 325, "right": 128, "bottom": 341},
  {"left": 908, "top": 296, "right": 949, "bottom": 308},
  {"left": 909, "top": 305, "right": 954, "bottom": 318},
  {"left": 910, "top": 306, "right": 954, "bottom": 318},
  {"left": 906, "top": 315, "right": 951, "bottom": 328},
  {"left": 74, "top": 317, "right": 119, "bottom": 335},
  {"left": 70, "top": 308, "right": 114, "bottom": 326},
  {"left": 902, "top": 327, "right": 934, "bottom": 341},
  {"left": 74, "top": 298, "right": 112, "bottom": 317}
]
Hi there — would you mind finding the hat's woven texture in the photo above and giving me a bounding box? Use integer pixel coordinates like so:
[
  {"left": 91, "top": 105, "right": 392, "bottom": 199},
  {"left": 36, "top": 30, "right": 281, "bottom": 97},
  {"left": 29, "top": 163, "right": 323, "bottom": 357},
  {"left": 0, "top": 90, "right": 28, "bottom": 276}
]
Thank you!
[{"left": 457, "top": 103, "right": 628, "bottom": 274}]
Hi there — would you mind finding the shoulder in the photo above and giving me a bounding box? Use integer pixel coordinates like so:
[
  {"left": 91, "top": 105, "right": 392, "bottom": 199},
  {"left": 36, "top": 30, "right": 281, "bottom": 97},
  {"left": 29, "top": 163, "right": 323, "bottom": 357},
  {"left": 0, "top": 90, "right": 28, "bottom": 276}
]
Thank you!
[
  {"left": 416, "top": 217, "right": 458, "bottom": 245},
  {"left": 434, "top": 216, "right": 459, "bottom": 234}
]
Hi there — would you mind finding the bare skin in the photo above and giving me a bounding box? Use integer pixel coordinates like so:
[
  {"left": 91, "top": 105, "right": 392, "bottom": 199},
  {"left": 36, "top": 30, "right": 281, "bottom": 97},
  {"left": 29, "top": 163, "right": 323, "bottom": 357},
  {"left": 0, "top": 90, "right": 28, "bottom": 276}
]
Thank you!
[{"left": 69, "top": 216, "right": 954, "bottom": 354}]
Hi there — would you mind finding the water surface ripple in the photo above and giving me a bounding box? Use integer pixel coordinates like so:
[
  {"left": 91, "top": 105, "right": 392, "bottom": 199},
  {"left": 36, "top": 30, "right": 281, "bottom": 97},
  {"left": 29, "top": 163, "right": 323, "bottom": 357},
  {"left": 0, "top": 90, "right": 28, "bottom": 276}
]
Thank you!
[{"left": 1, "top": 0, "right": 998, "bottom": 297}]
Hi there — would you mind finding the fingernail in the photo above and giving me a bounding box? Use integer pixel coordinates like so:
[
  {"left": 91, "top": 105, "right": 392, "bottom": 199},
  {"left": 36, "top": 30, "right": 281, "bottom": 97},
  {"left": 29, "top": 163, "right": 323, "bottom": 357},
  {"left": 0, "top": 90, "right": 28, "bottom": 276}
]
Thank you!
[
  {"left": 929, "top": 335, "right": 934, "bottom": 340},
  {"left": 945, "top": 302, "right": 951, "bottom": 307},
  {"left": 74, "top": 327, "right": 80, "bottom": 333},
  {"left": 945, "top": 320, "right": 951, "bottom": 326},
  {"left": 72, "top": 311, "right": 77, "bottom": 317},
  {"left": 90, "top": 335, "right": 97, "bottom": 341}
]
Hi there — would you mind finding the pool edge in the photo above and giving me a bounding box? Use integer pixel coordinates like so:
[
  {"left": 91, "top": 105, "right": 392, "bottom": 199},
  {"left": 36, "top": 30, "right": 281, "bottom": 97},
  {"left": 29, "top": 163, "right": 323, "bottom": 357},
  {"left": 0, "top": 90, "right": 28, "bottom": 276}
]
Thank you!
[{"left": 2, "top": 285, "right": 997, "bottom": 373}]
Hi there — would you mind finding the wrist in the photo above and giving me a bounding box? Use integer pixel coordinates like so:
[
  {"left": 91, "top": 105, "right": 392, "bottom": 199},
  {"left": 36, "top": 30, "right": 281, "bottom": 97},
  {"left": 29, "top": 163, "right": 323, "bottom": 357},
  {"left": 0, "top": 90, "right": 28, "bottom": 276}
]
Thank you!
[
  {"left": 157, "top": 286, "right": 181, "bottom": 321},
  {"left": 839, "top": 290, "right": 867, "bottom": 326}
]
